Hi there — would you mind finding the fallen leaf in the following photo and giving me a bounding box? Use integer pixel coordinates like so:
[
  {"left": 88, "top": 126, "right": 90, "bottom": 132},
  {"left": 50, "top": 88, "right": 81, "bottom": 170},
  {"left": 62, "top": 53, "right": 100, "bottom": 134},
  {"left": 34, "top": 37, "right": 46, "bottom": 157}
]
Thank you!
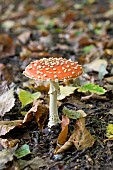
[
  {"left": 106, "top": 124, "right": 113, "bottom": 139},
  {"left": 2, "top": 20, "right": 15, "bottom": 31},
  {"left": 35, "top": 102, "right": 49, "bottom": 130},
  {"left": 18, "top": 89, "right": 41, "bottom": 108},
  {"left": 75, "top": 34, "right": 94, "bottom": 48},
  {"left": 83, "top": 45, "right": 96, "bottom": 54},
  {"left": 58, "top": 115, "right": 69, "bottom": 145},
  {"left": 15, "top": 144, "right": 31, "bottom": 159},
  {"left": 104, "top": 9, "right": 113, "bottom": 17},
  {"left": 105, "top": 49, "right": 113, "bottom": 55},
  {"left": 78, "top": 83, "right": 106, "bottom": 95},
  {"left": 57, "top": 86, "right": 77, "bottom": 100},
  {"left": 69, "top": 118, "right": 95, "bottom": 150},
  {"left": 56, "top": 118, "right": 95, "bottom": 154},
  {"left": 0, "top": 146, "right": 17, "bottom": 170},
  {"left": 62, "top": 107, "right": 86, "bottom": 119},
  {"left": 23, "top": 100, "right": 49, "bottom": 130},
  {"left": 98, "top": 63, "right": 108, "bottom": 80},
  {"left": 84, "top": 59, "right": 108, "bottom": 72},
  {"left": 55, "top": 140, "right": 73, "bottom": 154},
  {"left": 105, "top": 76, "right": 113, "bottom": 83},
  {"left": 0, "top": 87, "right": 15, "bottom": 117},
  {"left": 0, "top": 34, "right": 15, "bottom": 59},
  {"left": 17, "top": 31, "right": 31, "bottom": 44},
  {"left": 0, "top": 120, "right": 23, "bottom": 136},
  {"left": 55, "top": 115, "right": 69, "bottom": 154},
  {"left": 28, "top": 156, "right": 49, "bottom": 169}
]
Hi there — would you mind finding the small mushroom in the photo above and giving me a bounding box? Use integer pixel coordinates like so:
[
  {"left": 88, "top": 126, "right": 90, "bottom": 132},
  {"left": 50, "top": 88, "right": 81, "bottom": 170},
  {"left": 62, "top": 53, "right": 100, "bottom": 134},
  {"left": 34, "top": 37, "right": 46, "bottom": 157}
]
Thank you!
[{"left": 23, "top": 57, "right": 83, "bottom": 127}]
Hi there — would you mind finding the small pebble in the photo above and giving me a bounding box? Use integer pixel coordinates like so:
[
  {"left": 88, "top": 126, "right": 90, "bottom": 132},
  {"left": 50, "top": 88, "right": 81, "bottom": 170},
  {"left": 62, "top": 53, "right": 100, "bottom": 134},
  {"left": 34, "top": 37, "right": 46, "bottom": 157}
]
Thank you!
[{"left": 53, "top": 154, "right": 63, "bottom": 161}]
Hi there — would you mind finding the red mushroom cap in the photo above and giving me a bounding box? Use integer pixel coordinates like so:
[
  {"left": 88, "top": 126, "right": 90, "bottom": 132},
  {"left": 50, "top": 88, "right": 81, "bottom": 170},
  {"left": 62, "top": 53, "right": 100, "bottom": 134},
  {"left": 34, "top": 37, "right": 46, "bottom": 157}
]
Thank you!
[{"left": 23, "top": 57, "right": 83, "bottom": 81}]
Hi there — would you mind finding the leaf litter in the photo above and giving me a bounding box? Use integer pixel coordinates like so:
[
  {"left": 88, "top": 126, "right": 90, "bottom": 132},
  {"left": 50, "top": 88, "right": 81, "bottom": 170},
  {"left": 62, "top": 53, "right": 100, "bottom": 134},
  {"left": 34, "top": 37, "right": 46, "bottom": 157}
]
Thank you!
[{"left": 0, "top": 86, "right": 15, "bottom": 117}]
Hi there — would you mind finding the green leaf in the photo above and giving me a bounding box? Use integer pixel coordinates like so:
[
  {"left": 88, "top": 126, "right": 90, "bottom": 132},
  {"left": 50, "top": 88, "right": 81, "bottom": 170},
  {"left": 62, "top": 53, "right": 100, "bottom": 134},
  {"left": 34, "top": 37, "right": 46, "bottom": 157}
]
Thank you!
[
  {"left": 21, "top": 111, "right": 27, "bottom": 116},
  {"left": 106, "top": 124, "right": 113, "bottom": 138},
  {"left": 57, "top": 86, "right": 78, "bottom": 100},
  {"left": 78, "top": 84, "right": 106, "bottom": 95},
  {"left": 18, "top": 89, "right": 41, "bottom": 108},
  {"left": 15, "top": 144, "right": 31, "bottom": 159},
  {"left": 83, "top": 45, "right": 95, "bottom": 54},
  {"left": 94, "top": 28, "right": 102, "bottom": 35},
  {"left": 62, "top": 107, "right": 80, "bottom": 119}
]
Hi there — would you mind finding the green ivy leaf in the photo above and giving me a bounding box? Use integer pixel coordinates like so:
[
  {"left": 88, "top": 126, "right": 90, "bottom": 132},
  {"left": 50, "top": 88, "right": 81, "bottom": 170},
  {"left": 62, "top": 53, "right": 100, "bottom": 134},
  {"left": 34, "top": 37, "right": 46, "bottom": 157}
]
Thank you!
[
  {"left": 78, "top": 84, "right": 106, "bottom": 94},
  {"left": 18, "top": 89, "right": 41, "bottom": 108},
  {"left": 62, "top": 107, "right": 80, "bottom": 119},
  {"left": 15, "top": 144, "right": 31, "bottom": 159},
  {"left": 106, "top": 124, "right": 113, "bottom": 139}
]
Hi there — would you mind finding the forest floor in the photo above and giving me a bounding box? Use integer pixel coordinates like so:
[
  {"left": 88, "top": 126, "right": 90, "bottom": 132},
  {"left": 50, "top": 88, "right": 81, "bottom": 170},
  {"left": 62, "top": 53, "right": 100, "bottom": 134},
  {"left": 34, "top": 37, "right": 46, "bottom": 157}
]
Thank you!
[{"left": 0, "top": 0, "right": 113, "bottom": 169}]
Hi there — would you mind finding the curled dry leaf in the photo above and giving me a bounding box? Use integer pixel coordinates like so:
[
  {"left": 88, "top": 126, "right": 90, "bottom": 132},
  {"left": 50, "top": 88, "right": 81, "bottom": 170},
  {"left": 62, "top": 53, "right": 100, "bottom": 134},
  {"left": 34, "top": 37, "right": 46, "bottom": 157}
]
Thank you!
[
  {"left": 23, "top": 100, "right": 49, "bottom": 130},
  {"left": 56, "top": 140, "right": 73, "bottom": 154},
  {"left": 0, "top": 120, "right": 23, "bottom": 136},
  {"left": 54, "top": 115, "right": 69, "bottom": 154},
  {"left": 55, "top": 118, "right": 95, "bottom": 154}
]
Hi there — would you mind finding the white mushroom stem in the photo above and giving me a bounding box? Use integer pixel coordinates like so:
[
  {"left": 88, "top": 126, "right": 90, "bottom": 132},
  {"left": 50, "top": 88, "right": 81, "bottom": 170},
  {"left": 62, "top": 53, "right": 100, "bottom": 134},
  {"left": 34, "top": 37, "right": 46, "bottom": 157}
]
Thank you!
[{"left": 48, "top": 80, "right": 61, "bottom": 127}]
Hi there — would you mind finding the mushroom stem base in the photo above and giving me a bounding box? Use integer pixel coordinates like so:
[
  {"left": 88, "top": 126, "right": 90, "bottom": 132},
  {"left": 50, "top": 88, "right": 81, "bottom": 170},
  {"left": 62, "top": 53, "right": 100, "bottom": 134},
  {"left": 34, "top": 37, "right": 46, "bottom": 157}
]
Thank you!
[{"left": 48, "top": 81, "right": 61, "bottom": 127}]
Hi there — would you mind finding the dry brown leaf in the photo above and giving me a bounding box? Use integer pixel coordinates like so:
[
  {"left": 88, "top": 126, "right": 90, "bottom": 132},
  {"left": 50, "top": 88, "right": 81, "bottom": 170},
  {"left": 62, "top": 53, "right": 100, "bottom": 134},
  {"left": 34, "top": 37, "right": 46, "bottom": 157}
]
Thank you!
[
  {"left": 35, "top": 103, "right": 49, "bottom": 130},
  {"left": 58, "top": 116, "right": 69, "bottom": 145},
  {"left": 17, "top": 31, "right": 31, "bottom": 44},
  {"left": 54, "top": 115, "right": 69, "bottom": 154},
  {"left": 0, "top": 34, "right": 15, "bottom": 59},
  {"left": 28, "top": 41, "right": 45, "bottom": 52},
  {"left": 55, "top": 118, "right": 95, "bottom": 154},
  {"left": 69, "top": 118, "right": 95, "bottom": 150},
  {"left": 23, "top": 100, "right": 49, "bottom": 130},
  {"left": 105, "top": 76, "right": 113, "bottom": 83},
  {"left": 55, "top": 140, "right": 73, "bottom": 154},
  {"left": 0, "top": 64, "right": 5, "bottom": 77},
  {"left": 105, "top": 49, "right": 113, "bottom": 55},
  {"left": 0, "top": 120, "right": 23, "bottom": 136},
  {"left": 75, "top": 34, "right": 94, "bottom": 49}
]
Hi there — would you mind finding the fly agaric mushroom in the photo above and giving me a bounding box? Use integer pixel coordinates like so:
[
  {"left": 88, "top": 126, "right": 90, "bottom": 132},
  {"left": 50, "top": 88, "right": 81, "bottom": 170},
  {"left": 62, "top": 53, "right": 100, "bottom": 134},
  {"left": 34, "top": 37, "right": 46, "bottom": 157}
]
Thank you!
[{"left": 23, "top": 57, "right": 83, "bottom": 127}]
